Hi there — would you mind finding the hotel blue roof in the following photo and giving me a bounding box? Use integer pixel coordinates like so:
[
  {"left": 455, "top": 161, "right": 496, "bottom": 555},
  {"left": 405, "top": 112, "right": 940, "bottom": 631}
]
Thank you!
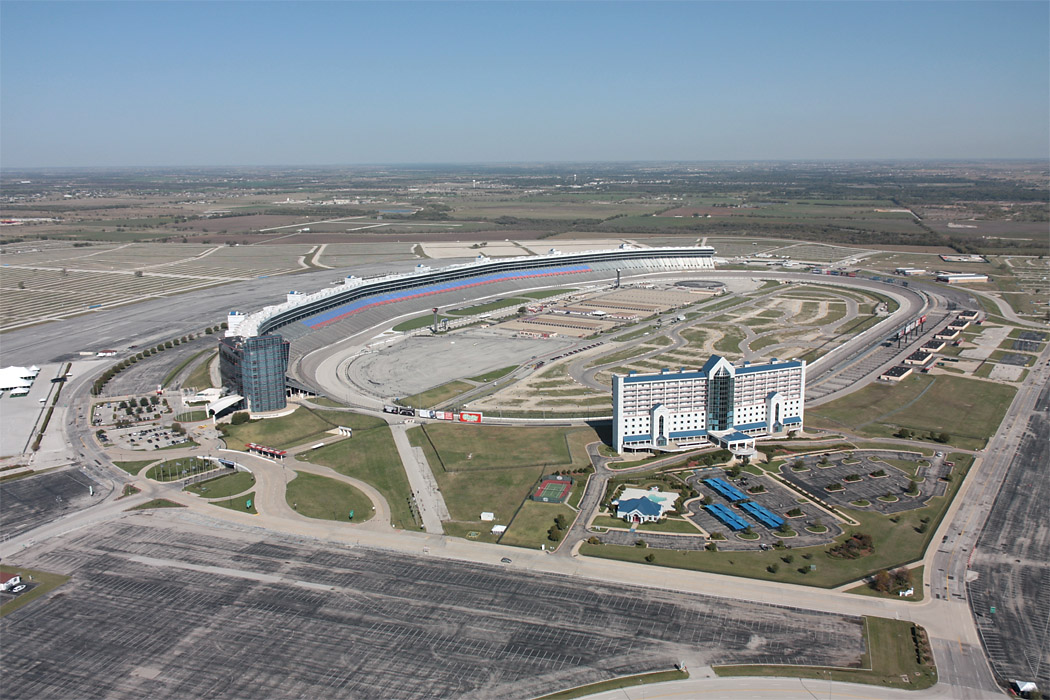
[{"left": 616, "top": 497, "right": 662, "bottom": 517}]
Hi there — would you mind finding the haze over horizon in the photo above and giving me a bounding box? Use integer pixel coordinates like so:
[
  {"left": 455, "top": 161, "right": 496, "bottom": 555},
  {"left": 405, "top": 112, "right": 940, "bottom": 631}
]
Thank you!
[{"left": 2, "top": 1, "right": 1048, "bottom": 168}]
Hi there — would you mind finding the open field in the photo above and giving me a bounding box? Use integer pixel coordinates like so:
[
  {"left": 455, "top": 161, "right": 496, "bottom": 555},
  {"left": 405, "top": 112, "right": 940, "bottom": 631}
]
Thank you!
[
  {"left": 499, "top": 500, "right": 577, "bottom": 549},
  {"left": 296, "top": 415, "right": 414, "bottom": 529},
  {"left": 285, "top": 471, "right": 374, "bottom": 523},
  {"left": 220, "top": 406, "right": 353, "bottom": 450},
  {"left": 808, "top": 374, "right": 1016, "bottom": 449},
  {"left": 184, "top": 470, "right": 256, "bottom": 499}
]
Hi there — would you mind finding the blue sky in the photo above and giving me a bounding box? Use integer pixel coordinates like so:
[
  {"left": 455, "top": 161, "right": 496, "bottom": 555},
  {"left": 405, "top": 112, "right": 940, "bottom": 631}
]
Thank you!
[{"left": 2, "top": 1, "right": 1047, "bottom": 167}]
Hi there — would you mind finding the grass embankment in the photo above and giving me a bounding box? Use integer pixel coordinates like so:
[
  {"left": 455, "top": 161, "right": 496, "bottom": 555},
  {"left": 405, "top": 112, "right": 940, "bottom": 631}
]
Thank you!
[
  {"left": 715, "top": 616, "right": 936, "bottom": 690},
  {"left": 408, "top": 423, "right": 597, "bottom": 539},
  {"left": 221, "top": 406, "right": 357, "bottom": 450},
  {"left": 393, "top": 314, "right": 450, "bottom": 332},
  {"left": 582, "top": 455, "right": 971, "bottom": 588},
  {"left": 213, "top": 491, "right": 257, "bottom": 514},
  {"left": 298, "top": 413, "right": 415, "bottom": 530},
  {"left": 183, "top": 350, "right": 217, "bottom": 390},
  {"left": 184, "top": 471, "right": 256, "bottom": 499},
  {"left": 536, "top": 669, "right": 688, "bottom": 700},
  {"left": 161, "top": 348, "right": 210, "bottom": 389},
  {"left": 285, "top": 471, "right": 374, "bottom": 523},
  {"left": 398, "top": 380, "right": 473, "bottom": 408},
  {"left": 0, "top": 565, "right": 71, "bottom": 618},
  {"left": 113, "top": 460, "right": 155, "bottom": 476},
  {"left": 807, "top": 374, "right": 1015, "bottom": 450},
  {"left": 520, "top": 288, "right": 576, "bottom": 300}
]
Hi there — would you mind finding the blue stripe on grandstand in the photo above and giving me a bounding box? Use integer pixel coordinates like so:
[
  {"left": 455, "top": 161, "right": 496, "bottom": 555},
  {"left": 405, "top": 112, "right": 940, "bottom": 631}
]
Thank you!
[
  {"left": 703, "top": 477, "right": 748, "bottom": 503},
  {"left": 704, "top": 503, "right": 749, "bottom": 531},
  {"left": 739, "top": 501, "right": 785, "bottom": 529},
  {"left": 303, "top": 264, "right": 593, "bottom": 329}
]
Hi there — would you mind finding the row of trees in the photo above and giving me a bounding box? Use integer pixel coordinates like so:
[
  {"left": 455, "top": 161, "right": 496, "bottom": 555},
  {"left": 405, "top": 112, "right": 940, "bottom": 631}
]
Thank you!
[{"left": 90, "top": 324, "right": 226, "bottom": 396}]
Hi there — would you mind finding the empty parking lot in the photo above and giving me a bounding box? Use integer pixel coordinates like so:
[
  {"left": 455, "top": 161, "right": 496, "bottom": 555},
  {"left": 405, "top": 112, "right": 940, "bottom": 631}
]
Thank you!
[{"left": 2, "top": 515, "right": 867, "bottom": 699}]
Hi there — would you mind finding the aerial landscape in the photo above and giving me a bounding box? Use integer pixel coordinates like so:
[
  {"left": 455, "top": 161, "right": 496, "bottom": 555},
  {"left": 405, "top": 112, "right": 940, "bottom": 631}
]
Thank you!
[{"left": 1, "top": 2, "right": 1048, "bottom": 700}]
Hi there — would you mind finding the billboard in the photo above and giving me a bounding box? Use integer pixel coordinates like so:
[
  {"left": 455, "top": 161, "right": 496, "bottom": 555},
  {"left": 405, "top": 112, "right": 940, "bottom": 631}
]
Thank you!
[{"left": 458, "top": 412, "right": 483, "bottom": 424}]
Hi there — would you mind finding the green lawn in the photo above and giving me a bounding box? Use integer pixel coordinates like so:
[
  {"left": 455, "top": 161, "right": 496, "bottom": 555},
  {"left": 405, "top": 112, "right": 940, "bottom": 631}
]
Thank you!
[
  {"left": 808, "top": 374, "right": 1015, "bottom": 449},
  {"left": 0, "top": 565, "right": 71, "bottom": 618},
  {"left": 715, "top": 617, "right": 936, "bottom": 690},
  {"left": 161, "top": 349, "right": 209, "bottom": 388},
  {"left": 221, "top": 406, "right": 355, "bottom": 450},
  {"left": 175, "top": 410, "right": 209, "bottom": 422},
  {"left": 398, "top": 380, "right": 472, "bottom": 408},
  {"left": 213, "top": 491, "right": 257, "bottom": 514},
  {"left": 499, "top": 500, "right": 576, "bottom": 549},
  {"left": 447, "top": 297, "right": 528, "bottom": 316},
  {"left": 298, "top": 416, "right": 415, "bottom": 530},
  {"left": 412, "top": 423, "right": 576, "bottom": 471},
  {"left": 286, "top": 471, "right": 374, "bottom": 523},
  {"left": 185, "top": 470, "right": 256, "bottom": 499},
  {"left": 146, "top": 457, "right": 219, "bottom": 482},
  {"left": 112, "top": 459, "right": 155, "bottom": 476}
]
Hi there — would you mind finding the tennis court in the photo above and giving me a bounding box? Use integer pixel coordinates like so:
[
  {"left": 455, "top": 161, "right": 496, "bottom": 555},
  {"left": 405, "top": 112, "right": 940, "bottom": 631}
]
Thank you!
[{"left": 530, "top": 476, "right": 573, "bottom": 503}]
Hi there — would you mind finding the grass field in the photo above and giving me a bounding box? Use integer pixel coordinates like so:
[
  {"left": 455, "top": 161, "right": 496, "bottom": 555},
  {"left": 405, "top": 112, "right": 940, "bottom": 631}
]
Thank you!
[
  {"left": 399, "top": 380, "right": 473, "bottom": 408},
  {"left": 846, "top": 565, "right": 925, "bottom": 602},
  {"left": 221, "top": 406, "right": 354, "bottom": 450},
  {"left": 715, "top": 616, "right": 936, "bottom": 690},
  {"left": 409, "top": 424, "right": 597, "bottom": 528},
  {"left": 285, "top": 471, "right": 374, "bottom": 523},
  {"left": 499, "top": 500, "right": 577, "bottom": 549},
  {"left": 520, "top": 288, "right": 576, "bottom": 299},
  {"left": 146, "top": 457, "right": 218, "bottom": 482},
  {"left": 583, "top": 455, "right": 971, "bottom": 588},
  {"left": 213, "top": 491, "right": 257, "bottom": 514},
  {"left": 184, "top": 470, "right": 256, "bottom": 499},
  {"left": 447, "top": 297, "right": 528, "bottom": 316},
  {"left": 112, "top": 459, "right": 155, "bottom": 476},
  {"left": 807, "top": 374, "right": 1015, "bottom": 449},
  {"left": 392, "top": 314, "right": 450, "bottom": 332},
  {"left": 0, "top": 565, "right": 71, "bottom": 618},
  {"left": 175, "top": 410, "right": 209, "bottom": 422},
  {"left": 161, "top": 349, "right": 209, "bottom": 389},
  {"left": 297, "top": 414, "right": 415, "bottom": 530},
  {"left": 413, "top": 423, "right": 575, "bottom": 470}
]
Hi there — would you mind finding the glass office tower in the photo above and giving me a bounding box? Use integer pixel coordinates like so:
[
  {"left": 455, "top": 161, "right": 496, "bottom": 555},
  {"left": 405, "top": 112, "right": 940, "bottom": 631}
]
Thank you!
[{"left": 219, "top": 334, "right": 290, "bottom": 413}]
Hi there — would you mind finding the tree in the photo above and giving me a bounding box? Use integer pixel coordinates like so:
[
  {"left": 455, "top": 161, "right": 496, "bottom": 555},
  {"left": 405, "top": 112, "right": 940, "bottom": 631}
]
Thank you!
[
  {"left": 517, "top": 306, "right": 527, "bottom": 316},
  {"left": 139, "top": 397, "right": 149, "bottom": 407},
  {"left": 873, "top": 569, "right": 892, "bottom": 593},
  {"left": 230, "top": 411, "right": 250, "bottom": 425},
  {"left": 937, "top": 432, "right": 951, "bottom": 444},
  {"left": 896, "top": 427, "right": 912, "bottom": 439},
  {"left": 134, "top": 270, "right": 143, "bottom": 277},
  {"left": 170, "top": 422, "right": 185, "bottom": 435},
  {"left": 645, "top": 553, "right": 655, "bottom": 563}
]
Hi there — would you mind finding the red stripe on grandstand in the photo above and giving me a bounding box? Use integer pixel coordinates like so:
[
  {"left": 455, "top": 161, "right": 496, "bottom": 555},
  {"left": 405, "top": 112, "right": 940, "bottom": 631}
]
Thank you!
[{"left": 309, "top": 268, "right": 583, "bottom": 329}]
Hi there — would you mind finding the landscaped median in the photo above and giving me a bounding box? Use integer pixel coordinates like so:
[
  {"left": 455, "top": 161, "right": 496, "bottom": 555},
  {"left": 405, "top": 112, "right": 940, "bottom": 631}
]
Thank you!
[
  {"left": 285, "top": 471, "right": 374, "bottom": 523},
  {"left": 715, "top": 616, "right": 936, "bottom": 690},
  {"left": 535, "top": 668, "right": 688, "bottom": 700}
]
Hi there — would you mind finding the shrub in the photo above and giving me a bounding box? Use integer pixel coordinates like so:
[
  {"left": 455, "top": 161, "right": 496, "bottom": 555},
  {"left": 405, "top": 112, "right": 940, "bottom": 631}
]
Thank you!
[{"left": 230, "top": 411, "right": 250, "bottom": 425}]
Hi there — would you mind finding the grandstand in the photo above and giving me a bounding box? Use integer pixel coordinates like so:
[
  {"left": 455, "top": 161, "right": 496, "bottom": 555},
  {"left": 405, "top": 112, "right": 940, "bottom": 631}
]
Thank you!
[
  {"left": 704, "top": 503, "right": 749, "bottom": 531},
  {"left": 226, "top": 246, "right": 715, "bottom": 339}
]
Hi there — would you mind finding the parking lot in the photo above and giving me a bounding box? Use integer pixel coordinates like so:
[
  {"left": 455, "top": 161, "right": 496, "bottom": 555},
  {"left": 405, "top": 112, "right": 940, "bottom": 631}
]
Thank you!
[
  {"left": 777, "top": 450, "right": 934, "bottom": 514},
  {"left": 102, "top": 424, "right": 190, "bottom": 451},
  {"left": 967, "top": 382, "right": 1050, "bottom": 690},
  {"left": 0, "top": 470, "right": 103, "bottom": 540},
  {"left": 2, "top": 516, "right": 867, "bottom": 699}
]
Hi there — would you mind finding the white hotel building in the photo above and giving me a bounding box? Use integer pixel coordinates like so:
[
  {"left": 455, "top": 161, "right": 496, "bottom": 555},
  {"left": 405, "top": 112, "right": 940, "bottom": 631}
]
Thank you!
[{"left": 611, "top": 355, "right": 806, "bottom": 453}]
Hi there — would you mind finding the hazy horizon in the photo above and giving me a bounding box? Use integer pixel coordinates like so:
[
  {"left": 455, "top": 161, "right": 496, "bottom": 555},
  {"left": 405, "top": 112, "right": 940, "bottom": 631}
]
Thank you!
[{"left": 2, "top": 1, "right": 1048, "bottom": 168}]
